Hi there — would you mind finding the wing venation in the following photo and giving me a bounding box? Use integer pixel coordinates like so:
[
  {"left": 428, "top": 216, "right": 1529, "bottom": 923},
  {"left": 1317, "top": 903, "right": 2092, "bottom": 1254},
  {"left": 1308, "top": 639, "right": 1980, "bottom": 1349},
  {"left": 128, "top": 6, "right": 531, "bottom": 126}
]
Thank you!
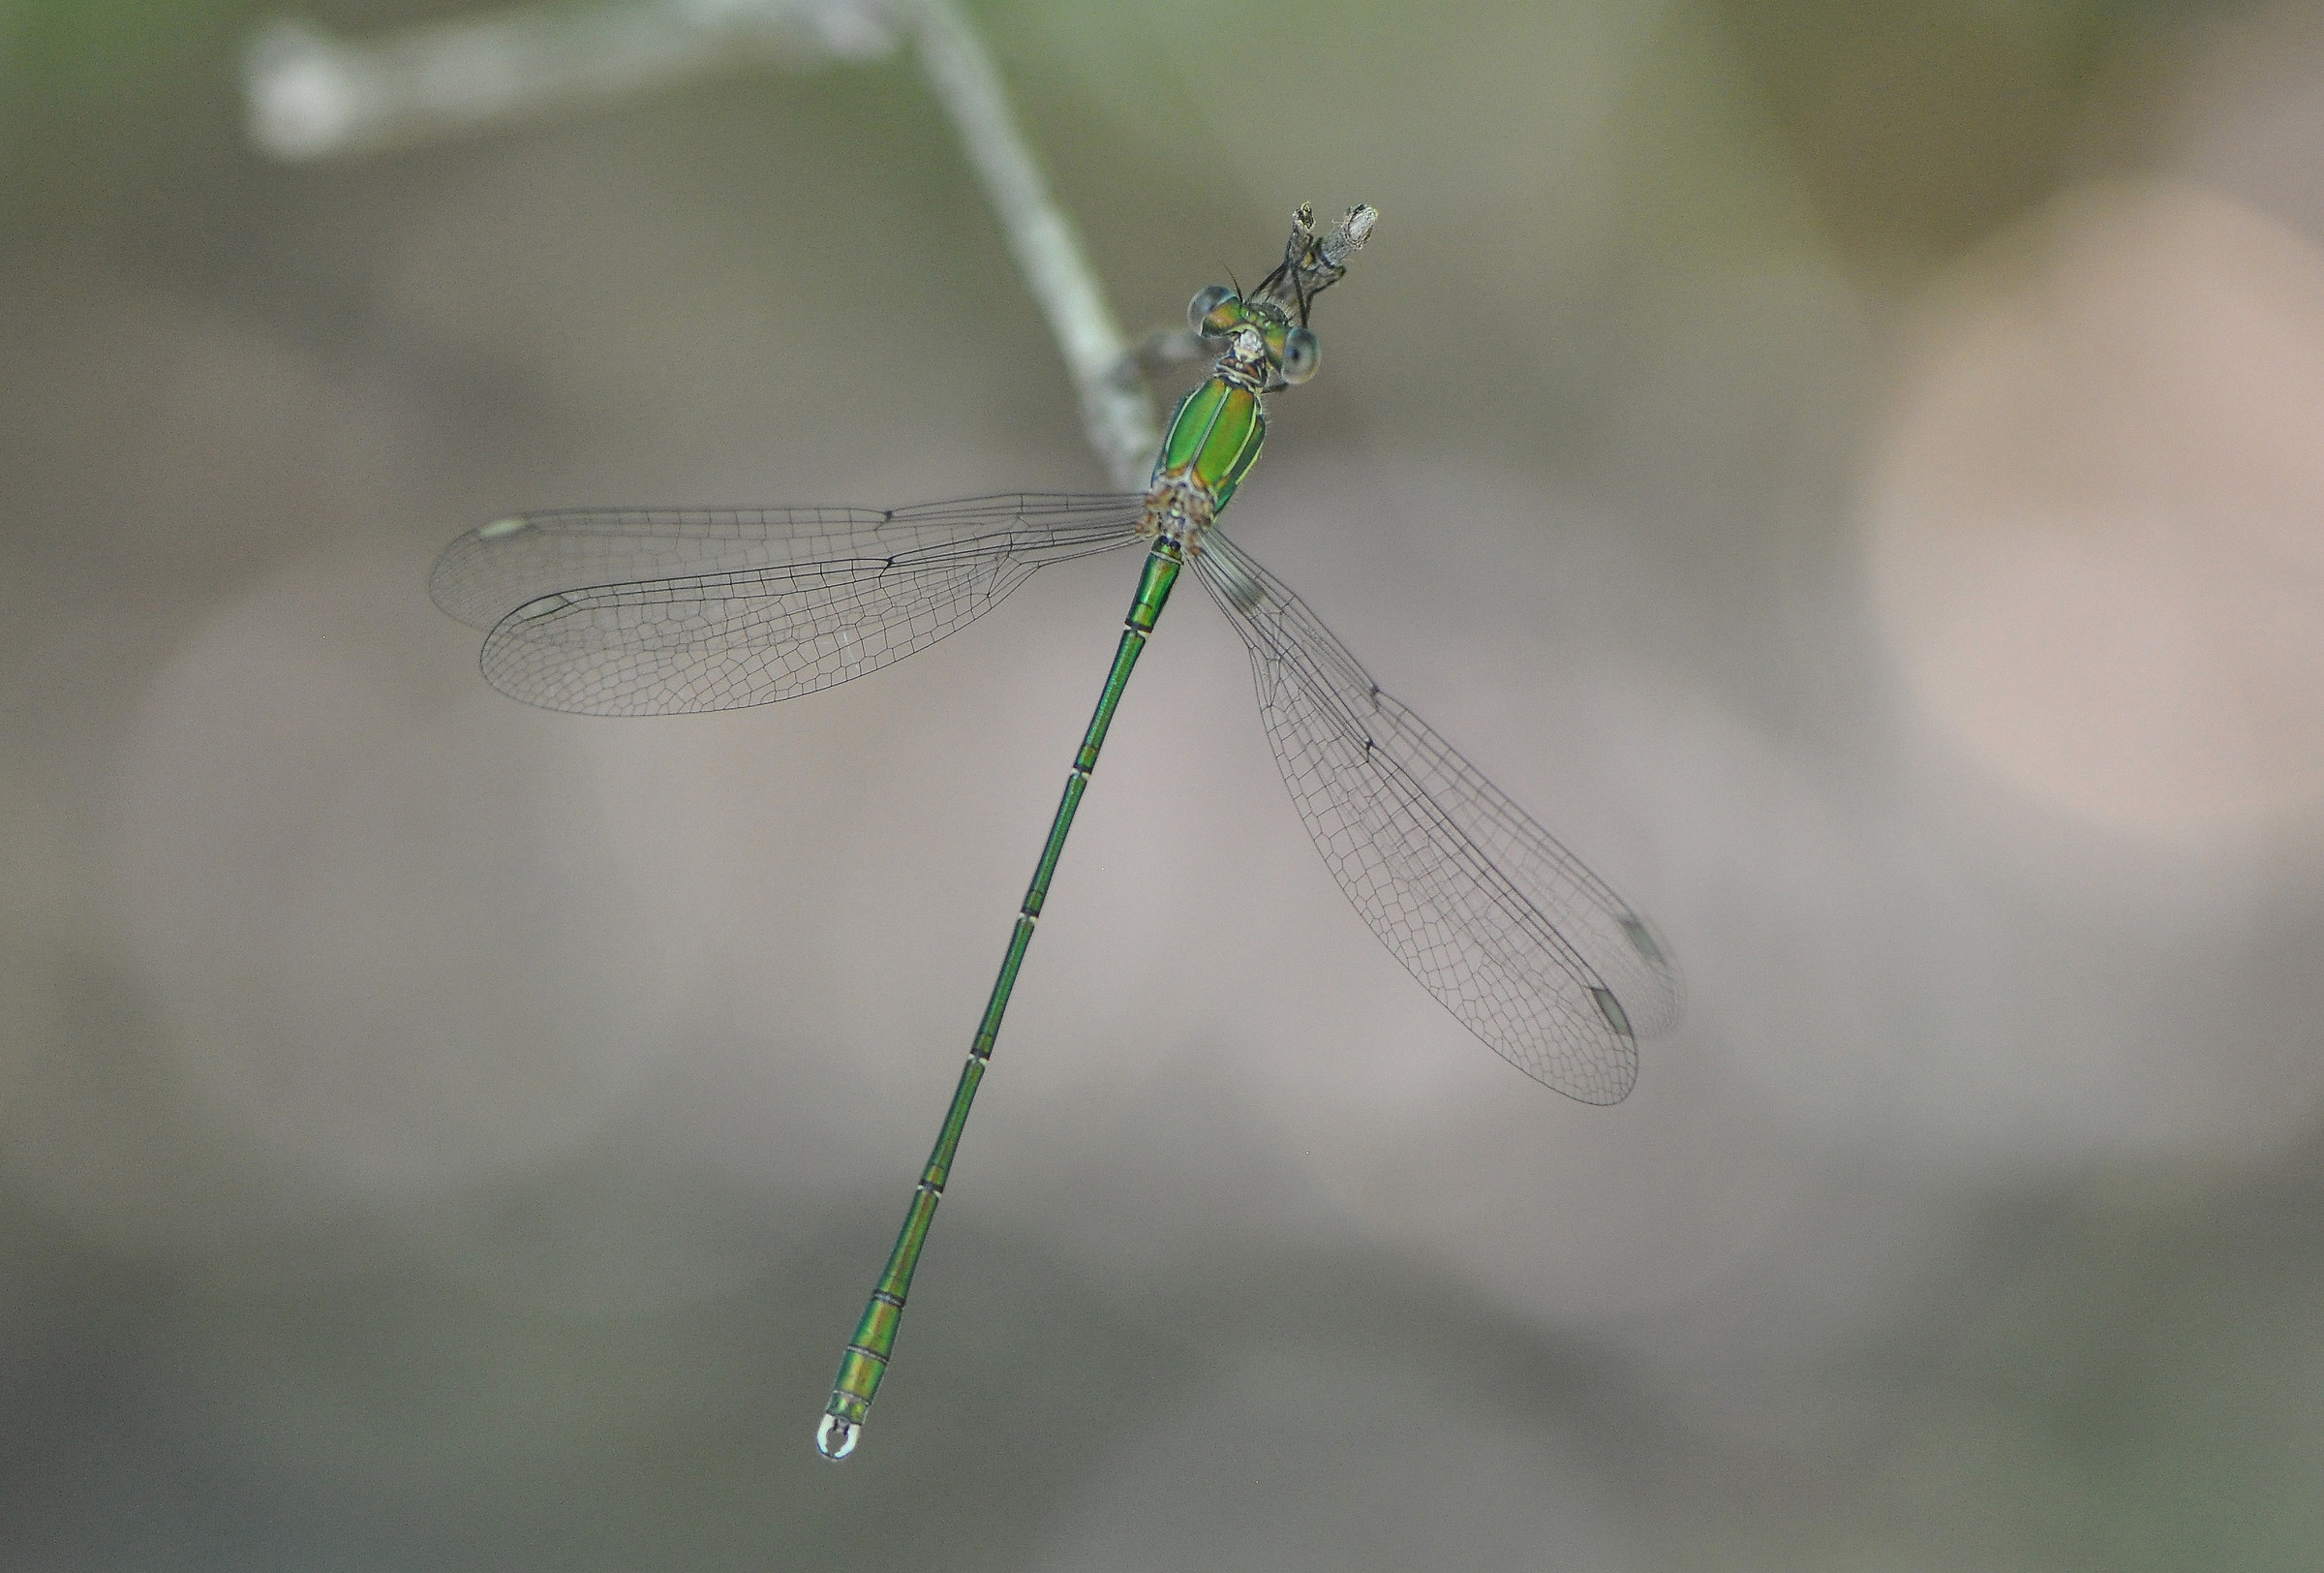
[
  {"left": 429, "top": 494, "right": 1147, "bottom": 715},
  {"left": 1194, "top": 530, "right": 1679, "bottom": 1101}
]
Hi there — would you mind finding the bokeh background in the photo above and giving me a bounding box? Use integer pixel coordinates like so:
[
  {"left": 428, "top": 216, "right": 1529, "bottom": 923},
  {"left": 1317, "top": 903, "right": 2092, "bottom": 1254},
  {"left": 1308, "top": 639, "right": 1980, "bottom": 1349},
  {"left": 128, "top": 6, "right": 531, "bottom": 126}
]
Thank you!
[{"left": 8, "top": 0, "right": 2324, "bottom": 1566}]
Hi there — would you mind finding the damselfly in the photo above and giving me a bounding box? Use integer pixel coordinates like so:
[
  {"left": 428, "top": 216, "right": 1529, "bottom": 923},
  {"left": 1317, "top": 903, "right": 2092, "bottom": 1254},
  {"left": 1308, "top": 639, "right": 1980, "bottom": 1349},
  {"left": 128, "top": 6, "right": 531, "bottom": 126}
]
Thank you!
[{"left": 431, "top": 203, "right": 1680, "bottom": 1461}]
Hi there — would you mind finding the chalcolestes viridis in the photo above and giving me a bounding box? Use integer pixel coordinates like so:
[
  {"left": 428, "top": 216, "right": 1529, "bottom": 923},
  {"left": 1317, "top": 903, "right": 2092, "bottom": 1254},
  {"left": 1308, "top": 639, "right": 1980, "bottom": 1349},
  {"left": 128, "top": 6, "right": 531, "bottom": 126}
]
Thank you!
[{"left": 430, "top": 203, "right": 1681, "bottom": 1462}]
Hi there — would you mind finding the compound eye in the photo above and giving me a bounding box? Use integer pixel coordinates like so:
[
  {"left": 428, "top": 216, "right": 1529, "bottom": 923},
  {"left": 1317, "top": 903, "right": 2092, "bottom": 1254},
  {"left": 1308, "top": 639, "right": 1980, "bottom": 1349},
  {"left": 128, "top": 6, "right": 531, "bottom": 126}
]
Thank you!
[
  {"left": 1189, "top": 285, "right": 1238, "bottom": 336},
  {"left": 1278, "top": 326, "right": 1320, "bottom": 385}
]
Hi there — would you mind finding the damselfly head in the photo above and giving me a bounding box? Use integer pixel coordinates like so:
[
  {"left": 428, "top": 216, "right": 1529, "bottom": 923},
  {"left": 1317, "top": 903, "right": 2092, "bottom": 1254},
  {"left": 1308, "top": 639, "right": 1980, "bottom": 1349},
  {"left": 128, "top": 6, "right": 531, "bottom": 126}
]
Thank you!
[{"left": 1189, "top": 286, "right": 1324, "bottom": 386}]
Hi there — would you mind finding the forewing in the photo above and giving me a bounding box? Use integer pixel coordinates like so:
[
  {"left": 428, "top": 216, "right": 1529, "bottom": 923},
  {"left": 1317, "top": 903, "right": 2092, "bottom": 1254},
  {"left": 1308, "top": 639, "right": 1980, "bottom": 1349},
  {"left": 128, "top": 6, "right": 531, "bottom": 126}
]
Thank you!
[
  {"left": 429, "top": 494, "right": 1147, "bottom": 716},
  {"left": 1195, "top": 532, "right": 1679, "bottom": 1102}
]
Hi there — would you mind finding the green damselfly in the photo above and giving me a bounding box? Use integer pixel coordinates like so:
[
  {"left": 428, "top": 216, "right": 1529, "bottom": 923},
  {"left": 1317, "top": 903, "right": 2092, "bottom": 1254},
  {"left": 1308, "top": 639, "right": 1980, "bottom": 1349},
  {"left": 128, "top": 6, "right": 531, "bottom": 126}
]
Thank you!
[{"left": 431, "top": 203, "right": 1680, "bottom": 1461}]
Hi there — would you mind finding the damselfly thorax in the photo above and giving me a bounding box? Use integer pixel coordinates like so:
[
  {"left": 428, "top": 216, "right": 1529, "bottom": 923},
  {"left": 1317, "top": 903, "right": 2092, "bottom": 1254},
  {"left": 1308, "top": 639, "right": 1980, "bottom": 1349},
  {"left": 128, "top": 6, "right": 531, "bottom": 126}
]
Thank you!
[{"left": 1139, "top": 307, "right": 1307, "bottom": 545}]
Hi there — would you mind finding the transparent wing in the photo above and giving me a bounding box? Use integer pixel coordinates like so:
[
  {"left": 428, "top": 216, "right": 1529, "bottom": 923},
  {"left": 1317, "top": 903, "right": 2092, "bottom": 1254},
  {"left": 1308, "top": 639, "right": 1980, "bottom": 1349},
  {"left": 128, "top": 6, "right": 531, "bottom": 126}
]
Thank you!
[
  {"left": 430, "top": 493, "right": 1148, "bottom": 716},
  {"left": 1194, "top": 531, "right": 1679, "bottom": 1102}
]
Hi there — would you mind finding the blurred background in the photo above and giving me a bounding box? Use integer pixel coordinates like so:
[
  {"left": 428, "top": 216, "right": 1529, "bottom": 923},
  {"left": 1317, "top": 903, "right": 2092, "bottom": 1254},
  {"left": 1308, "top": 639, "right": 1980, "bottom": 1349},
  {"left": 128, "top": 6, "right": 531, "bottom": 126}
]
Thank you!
[{"left": 6, "top": 0, "right": 2324, "bottom": 1566}]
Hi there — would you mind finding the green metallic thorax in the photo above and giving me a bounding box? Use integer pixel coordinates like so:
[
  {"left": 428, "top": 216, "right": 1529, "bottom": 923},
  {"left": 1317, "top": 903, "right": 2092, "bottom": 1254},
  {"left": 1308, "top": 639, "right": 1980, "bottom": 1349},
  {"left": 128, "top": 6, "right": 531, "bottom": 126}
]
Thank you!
[{"left": 1156, "top": 371, "right": 1267, "bottom": 515}]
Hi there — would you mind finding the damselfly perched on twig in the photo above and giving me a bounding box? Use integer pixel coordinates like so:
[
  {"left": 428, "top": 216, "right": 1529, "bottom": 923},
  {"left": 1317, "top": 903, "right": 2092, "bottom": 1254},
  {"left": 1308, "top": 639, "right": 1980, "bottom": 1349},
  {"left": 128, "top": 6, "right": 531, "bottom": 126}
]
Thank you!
[{"left": 431, "top": 203, "right": 1679, "bottom": 1461}]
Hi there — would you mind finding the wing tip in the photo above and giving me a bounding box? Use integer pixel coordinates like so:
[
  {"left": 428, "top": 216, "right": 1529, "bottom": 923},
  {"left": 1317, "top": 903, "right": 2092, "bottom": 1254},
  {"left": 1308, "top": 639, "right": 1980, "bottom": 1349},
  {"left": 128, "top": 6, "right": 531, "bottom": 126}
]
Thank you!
[
  {"left": 429, "top": 521, "right": 533, "bottom": 631},
  {"left": 1539, "top": 1044, "right": 1638, "bottom": 1106}
]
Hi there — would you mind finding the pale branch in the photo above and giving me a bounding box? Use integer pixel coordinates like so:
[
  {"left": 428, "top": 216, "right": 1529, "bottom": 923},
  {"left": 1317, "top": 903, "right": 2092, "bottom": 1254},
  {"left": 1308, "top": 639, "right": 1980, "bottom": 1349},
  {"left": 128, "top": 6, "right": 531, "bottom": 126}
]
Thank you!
[{"left": 242, "top": 0, "right": 1164, "bottom": 484}]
